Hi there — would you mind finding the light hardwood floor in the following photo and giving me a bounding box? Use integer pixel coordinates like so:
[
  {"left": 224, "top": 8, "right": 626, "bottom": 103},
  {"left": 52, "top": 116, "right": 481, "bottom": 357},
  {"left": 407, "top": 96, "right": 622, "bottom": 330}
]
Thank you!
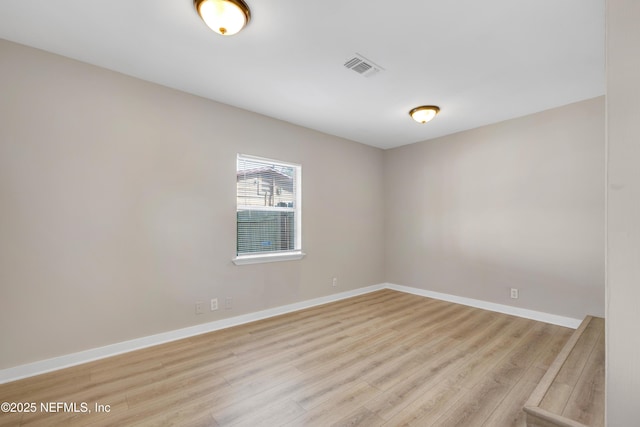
[{"left": 0, "top": 289, "right": 575, "bottom": 426}]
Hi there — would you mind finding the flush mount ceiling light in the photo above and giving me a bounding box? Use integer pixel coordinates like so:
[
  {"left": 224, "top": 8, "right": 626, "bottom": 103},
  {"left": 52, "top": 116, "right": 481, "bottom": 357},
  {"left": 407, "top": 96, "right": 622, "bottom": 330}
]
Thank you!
[
  {"left": 194, "top": 0, "right": 251, "bottom": 36},
  {"left": 409, "top": 105, "right": 440, "bottom": 124}
]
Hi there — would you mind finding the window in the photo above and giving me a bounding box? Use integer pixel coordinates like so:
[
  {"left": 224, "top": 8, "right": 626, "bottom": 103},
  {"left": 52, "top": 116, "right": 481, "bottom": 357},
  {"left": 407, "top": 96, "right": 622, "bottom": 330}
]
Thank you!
[{"left": 233, "top": 154, "right": 304, "bottom": 265}]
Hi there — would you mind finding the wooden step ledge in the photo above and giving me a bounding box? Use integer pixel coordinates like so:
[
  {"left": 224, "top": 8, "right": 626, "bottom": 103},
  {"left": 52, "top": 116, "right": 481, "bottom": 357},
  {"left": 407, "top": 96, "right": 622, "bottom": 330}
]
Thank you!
[{"left": 523, "top": 315, "right": 604, "bottom": 427}]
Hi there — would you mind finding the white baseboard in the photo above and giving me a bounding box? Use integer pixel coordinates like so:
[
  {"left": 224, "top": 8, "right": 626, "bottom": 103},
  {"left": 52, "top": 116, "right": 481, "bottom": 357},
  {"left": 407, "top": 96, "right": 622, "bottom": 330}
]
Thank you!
[
  {"left": 384, "top": 283, "right": 582, "bottom": 329},
  {"left": 0, "top": 282, "right": 581, "bottom": 384}
]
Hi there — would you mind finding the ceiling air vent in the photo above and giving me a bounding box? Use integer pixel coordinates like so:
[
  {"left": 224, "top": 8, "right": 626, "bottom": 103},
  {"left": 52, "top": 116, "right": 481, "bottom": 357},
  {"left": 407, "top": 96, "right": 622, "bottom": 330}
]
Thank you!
[{"left": 343, "top": 54, "right": 383, "bottom": 78}]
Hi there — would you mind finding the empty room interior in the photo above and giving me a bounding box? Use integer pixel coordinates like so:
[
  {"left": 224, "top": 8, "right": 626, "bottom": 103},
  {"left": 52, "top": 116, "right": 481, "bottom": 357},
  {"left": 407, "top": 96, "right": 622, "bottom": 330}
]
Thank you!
[{"left": 0, "top": 1, "right": 638, "bottom": 426}]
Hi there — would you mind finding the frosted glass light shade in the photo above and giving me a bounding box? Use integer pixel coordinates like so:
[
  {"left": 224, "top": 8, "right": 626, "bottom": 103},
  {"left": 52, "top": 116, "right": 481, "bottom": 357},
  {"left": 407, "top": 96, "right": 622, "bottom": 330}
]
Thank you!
[
  {"left": 409, "top": 106, "right": 440, "bottom": 123},
  {"left": 195, "top": 0, "right": 250, "bottom": 36}
]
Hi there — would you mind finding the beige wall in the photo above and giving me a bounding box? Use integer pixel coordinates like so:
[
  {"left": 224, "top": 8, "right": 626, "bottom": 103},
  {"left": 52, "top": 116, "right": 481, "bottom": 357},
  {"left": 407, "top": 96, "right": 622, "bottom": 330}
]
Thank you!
[
  {"left": 606, "top": 0, "right": 640, "bottom": 423},
  {"left": 384, "top": 98, "right": 605, "bottom": 320},
  {"left": 0, "top": 39, "right": 385, "bottom": 369}
]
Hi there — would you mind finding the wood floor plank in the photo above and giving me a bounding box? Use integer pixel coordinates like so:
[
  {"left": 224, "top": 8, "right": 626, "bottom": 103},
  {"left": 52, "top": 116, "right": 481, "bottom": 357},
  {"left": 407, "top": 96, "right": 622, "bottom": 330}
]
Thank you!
[
  {"left": 225, "top": 398, "right": 304, "bottom": 427},
  {"left": 283, "top": 381, "right": 380, "bottom": 426},
  {"left": 0, "top": 290, "right": 583, "bottom": 427},
  {"left": 379, "top": 376, "right": 464, "bottom": 426},
  {"left": 481, "top": 366, "right": 547, "bottom": 427},
  {"left": 332, "top": 406, "right": 386, "bottom": 427}
]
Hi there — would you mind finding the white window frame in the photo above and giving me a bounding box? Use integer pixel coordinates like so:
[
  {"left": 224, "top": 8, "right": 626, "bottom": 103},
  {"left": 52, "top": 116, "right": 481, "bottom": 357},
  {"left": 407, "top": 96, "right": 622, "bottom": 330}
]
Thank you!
[{"left": 233, "top": 154, "right": 305, "bottom": 265}]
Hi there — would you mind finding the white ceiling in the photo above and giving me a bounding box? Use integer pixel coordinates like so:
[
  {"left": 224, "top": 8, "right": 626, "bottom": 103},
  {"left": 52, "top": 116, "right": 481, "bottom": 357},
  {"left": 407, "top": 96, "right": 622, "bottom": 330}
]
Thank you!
[{"left": 0, "top": 0, "right": 605, "bottom": 149}]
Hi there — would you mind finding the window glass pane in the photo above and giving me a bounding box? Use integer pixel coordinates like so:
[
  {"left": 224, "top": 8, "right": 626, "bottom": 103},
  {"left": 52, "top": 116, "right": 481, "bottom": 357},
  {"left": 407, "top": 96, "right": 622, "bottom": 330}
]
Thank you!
[
  {"left": 236, "top": 155, "right": 300, "bottom": 256},
  {"left": 237, "top": 158, "right": 296, "bottom": 209}
]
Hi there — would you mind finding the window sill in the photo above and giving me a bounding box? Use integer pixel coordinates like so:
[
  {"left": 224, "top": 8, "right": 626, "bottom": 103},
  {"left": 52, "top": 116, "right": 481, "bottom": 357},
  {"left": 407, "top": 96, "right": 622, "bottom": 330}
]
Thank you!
[{"left": 232, "top": 251, "right": 306, "bottom": 266}]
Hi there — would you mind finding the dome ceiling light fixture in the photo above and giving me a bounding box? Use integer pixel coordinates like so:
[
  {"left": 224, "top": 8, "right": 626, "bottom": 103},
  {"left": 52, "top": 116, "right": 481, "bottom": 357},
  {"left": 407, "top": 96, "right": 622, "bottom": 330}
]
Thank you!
[
  {"left": 409, "top": 105, "right": 440, "bottom": 124},
  {"left": 194, "top": 0, "right": 251, "bottom": 36}
]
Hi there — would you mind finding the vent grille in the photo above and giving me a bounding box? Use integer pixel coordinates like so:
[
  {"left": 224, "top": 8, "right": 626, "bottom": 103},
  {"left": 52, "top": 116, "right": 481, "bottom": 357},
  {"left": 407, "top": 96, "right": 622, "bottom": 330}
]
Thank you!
[{"left": 343, "top": 54, "right": 383, "bottom": 77}]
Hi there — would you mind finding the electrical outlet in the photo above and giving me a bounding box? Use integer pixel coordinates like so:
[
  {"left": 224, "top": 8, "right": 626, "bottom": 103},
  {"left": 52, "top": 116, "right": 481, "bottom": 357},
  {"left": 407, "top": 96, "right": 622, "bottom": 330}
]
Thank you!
[
  {"left": 510, "top": 288, "right": 519, "bottom": 299},
  {"left": 210, "top": 298, "right": 218, "bottom": 311},
  {"left": 195, "top": 302, "right": 204, "bottom": 314},
  {"left": 332, "top": 277, "right": 338, "bottom": 287},
  {"left": 225, "top": 297, "right": 233, "bottom": 309}
]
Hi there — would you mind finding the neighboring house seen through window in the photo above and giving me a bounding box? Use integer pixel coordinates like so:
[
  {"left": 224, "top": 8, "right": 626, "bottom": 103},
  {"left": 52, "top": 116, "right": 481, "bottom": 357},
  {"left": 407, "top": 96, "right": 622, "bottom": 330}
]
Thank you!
[{"left": 233, "top": 154, "right": 304, "bottom": 265}]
